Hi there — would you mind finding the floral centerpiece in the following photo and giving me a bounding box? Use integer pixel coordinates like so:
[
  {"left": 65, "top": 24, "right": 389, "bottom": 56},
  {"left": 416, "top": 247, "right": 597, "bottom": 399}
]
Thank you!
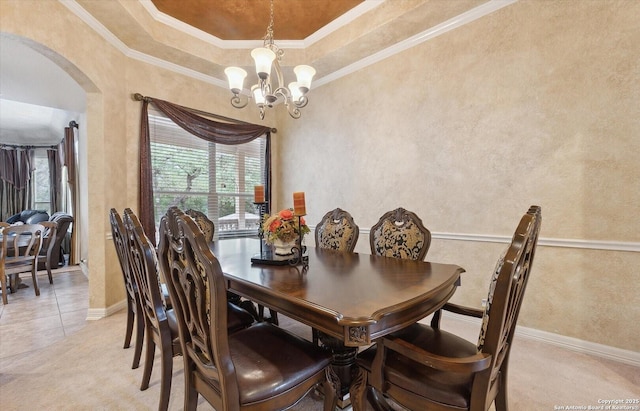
[{"left": 262, "top": 208, "right": 310, "bottom": 254}]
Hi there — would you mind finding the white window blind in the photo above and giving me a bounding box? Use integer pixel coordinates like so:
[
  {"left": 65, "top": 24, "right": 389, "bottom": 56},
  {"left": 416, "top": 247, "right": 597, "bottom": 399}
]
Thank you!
[{"left": 148, "top": 108, "right": 266, "bottom": 238}]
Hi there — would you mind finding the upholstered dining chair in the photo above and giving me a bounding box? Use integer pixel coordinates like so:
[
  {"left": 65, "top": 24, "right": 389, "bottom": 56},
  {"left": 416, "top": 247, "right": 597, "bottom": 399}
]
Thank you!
[
  {"left": 158, "top": 206, "right": 339, "bottom": 411},
  {"left": 312, "top": 207, "right": 360, "bottom": 345},
  {"left": 351, "top": 206, "right": 542, "bottom": 411},
  {"left": 123, "top": 208, "right": 182, "bottom": 411},
  {"left": 37, "top": 221, "right": 58, "bottom": 285},
  {"left": 369, "top": 207, "right": 431, "bottom": 261},
  {"left": 315, "top": 207, "right": 360, "bottom": 252},
  {"left": 185, "top": 209, "right": 214, "bottom": 243},
  {"left": 1, "top": 223, "right": 45, "bottom": 303},
  {"left": 109, "top": 208, "right": 144, "bottom": 369}
]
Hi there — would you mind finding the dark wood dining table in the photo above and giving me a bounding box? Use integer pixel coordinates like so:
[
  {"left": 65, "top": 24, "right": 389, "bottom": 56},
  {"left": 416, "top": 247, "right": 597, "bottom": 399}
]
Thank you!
[{"left": 212, "top": 238, "right": 465, "bottom": 406}]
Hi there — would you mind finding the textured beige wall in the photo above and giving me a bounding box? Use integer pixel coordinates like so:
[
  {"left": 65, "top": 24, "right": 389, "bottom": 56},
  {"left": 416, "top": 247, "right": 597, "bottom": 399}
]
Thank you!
[
  {"left": 1, "top": 0, "right": 638, "bottom": 352},
  {"left": 276, "top": 1, "right": 640, "bottom": 351}
]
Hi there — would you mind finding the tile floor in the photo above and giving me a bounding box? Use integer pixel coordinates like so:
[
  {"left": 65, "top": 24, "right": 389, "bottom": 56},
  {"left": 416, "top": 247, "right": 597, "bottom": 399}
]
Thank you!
[{"left": 0, "top": 267, "right": 88, "bottom": 359}]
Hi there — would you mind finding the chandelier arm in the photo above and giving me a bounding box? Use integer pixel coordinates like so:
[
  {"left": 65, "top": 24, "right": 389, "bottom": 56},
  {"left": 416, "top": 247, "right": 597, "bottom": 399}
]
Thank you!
[
  {"left": 230, "top": 94, "right": 248, "bottom": 109},
  {"left": 294, "top": 96, "right": 309, "bottom": 109}
]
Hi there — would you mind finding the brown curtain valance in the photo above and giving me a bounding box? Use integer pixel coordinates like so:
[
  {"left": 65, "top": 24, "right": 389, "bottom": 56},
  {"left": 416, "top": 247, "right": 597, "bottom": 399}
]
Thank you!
[
  {"left": 137, "top": 95, "right": 272, "bottom": 245},
  {"left": 0, "top": 147, "right": 33, "bottom": 190}
]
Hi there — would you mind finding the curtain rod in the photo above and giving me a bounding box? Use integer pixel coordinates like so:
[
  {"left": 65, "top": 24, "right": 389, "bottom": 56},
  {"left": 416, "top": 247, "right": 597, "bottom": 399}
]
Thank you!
[
  {"left": 1, "top": 143, "right": 60, "bottom": 150},
  {"left": 132, "top": 93, "right": 277, "bottom": 133}
]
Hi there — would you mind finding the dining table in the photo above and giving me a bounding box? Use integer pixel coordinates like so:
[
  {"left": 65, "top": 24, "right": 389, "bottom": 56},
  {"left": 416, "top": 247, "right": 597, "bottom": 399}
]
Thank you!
[{"left": 211, "top": 238, "right": 465, "bottom": 407}]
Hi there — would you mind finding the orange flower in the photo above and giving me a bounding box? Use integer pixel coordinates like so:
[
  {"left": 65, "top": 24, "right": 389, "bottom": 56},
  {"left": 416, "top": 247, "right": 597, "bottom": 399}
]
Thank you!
[
  {"left": 300, "top": 217, "right": 306, "bottom": 225},
  {"left": 269, "top": 219, "right": 282, "bottom": 232},
  {"left": 279, "top": 209, "right": 294, "bottom": 220}
]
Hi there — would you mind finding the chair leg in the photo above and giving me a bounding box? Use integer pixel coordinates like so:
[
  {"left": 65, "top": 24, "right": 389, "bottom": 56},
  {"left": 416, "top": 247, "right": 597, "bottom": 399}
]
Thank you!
[
  {"left": 184, "top": 368, "right": 199, "bottom": 411},
  {"left": 140, "top": 330, "right": 155, "bottom": 390},
  {"left": 158, "top": 341, "right": 174, "bottom": 411},
  {"left": 31, "top": 264, "right": 40, "bottom": 296},
  {"left": 124, "top": 300, "right": 135, "bottom": 349},
  {"left": 1, "top": 271, "right": 8, "bottom": 305},
  {"left": 495, "top": 370, "right": 509, "bottom": 411},
  {"left": 132, "top": 300, "right": 145, "bottom": 369},
  {"left": 46, "top": 259, "right": 53, "bottom": 284}
]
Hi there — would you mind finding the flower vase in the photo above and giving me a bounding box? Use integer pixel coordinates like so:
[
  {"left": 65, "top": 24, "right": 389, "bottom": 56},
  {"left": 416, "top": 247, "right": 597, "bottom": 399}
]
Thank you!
[{"left": 272, "top": 238, "right": 297, "bottom": 256}]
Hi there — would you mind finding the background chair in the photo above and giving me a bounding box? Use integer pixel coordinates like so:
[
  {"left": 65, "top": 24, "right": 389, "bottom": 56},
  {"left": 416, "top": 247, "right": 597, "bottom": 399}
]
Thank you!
[
  {"left": 5, "top": 210, "right": 49, "bottom": 225},
  {"left": 184, "top": 209, "right": 214, "bottom": 243},
  {"left": 38, "top": 212, "right": 74, "bottom": 271},
  {"left": 351, "top": 205, "right": 542, "bottom": 411},
  {"left": 37, "top": 221, "right": 58, "bottom": 285},
  {"left": 1, "top": 223, "right": 44, "bottom": 303},
  {"left": 369, "top": 207, "right": 431, "bottom": 261},
  {"left": 158, "top": 206, "right": 338, "bottom": 411},
  {"left": 315, "top": 207, "right": 359, "bottom": 252},
  {"left": 123, "top": 209, "right": 181, "bottom": 411},
  {"left": 109, "top": 208, "right": 144, "bottom": 369}
]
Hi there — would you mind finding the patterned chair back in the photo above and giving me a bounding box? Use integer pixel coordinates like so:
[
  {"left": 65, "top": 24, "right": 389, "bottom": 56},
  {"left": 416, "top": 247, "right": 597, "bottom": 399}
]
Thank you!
[
  {"left": 369, "top": 207, "right": 431, "bottom": 260},
  {"left": 185, "top": 209, "right": 215, "bottom": 243},
  {"left": 315, "top": 208, "right": 359, "bottom": 252}
]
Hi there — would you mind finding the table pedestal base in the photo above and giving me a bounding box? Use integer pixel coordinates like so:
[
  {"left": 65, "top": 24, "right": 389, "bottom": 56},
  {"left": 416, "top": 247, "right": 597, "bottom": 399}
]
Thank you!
[{"left": 318, "top": 331, "right": 359, "bottom": 408}]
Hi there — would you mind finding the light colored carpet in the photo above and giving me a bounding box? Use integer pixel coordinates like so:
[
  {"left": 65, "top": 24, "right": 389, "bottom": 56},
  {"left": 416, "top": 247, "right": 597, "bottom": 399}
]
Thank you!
[{"left": 1, "top": 271, "right": 638, "bottom": 410}]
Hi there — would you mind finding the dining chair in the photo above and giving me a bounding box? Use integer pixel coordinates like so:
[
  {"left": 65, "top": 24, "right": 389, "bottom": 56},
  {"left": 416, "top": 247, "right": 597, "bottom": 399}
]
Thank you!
[
  {"left": 37, "top": 221, "right": 58, "bottom": 285},
  {"left": 1, "top": 223, "right": 45, "bottom": 303},
  {"left": 185, "top": 209, "right": 214, "bottom": 243},
  {"left": 351, "top": 205, "right": 542, "bottom": 411},
  {"left": 109, "top": 208, "right": 144, "bottom": 369},
  {"left": 369, "top": 207, "right": 431, "bottom": 261},
  {"left": 315, "top": 207, "right": 359, "bottom": 252},
  {"left": 158, "top": 206, "right": 339, "bottom": 411},
  {"left": 38, "top": 212, "right": 74, "bottom": 271},
  {"left": 123, "top": 208, "right": 182, "bottom": 411},
  {"left": 184, "top": 208, "right": 260, "bottom": 325},
  {"left": 312, "top": 207, "right": 360, "bottom": 345}
]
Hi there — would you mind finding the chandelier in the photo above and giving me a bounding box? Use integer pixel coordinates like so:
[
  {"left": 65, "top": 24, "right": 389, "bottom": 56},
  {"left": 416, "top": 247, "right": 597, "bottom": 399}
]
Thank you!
[{"left": 224, "top": 0, "right": 316, "bottom": 120}]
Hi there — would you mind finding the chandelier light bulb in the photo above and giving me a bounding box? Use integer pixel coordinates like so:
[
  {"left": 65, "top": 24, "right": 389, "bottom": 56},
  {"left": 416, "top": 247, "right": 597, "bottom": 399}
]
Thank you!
[
  {"left": 251, "top": 48, "right": 276, "bottom": 80},
  {"left": 288, "top": 82, "right": 303, "bottom": 103},
  {"left": 294, "top": 65, "right": 316, "bottom": 94},
  {"left": 224, "top": 67, "right": 247, "bottom": 94},
  {"left": 251, "top": 84, "right": 266, "bottom": 105}
]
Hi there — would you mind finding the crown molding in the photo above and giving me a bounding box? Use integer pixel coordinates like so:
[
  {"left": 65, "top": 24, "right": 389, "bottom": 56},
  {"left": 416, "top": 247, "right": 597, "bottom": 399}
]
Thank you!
[
  {"left": 314, "top": 0, "right": 518, "bottom": 87},
  {"left": 63, "top": 0, "right": 518, "bottom": 91}
]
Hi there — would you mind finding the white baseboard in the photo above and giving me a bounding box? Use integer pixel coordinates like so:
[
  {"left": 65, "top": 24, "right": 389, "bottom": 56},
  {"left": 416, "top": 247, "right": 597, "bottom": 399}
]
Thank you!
[
  {"left": 86, "top": 299, "right": 126, "bottom": 321},
  {"left": 443, "top": 312, "right": 640, "bottom": 367}
]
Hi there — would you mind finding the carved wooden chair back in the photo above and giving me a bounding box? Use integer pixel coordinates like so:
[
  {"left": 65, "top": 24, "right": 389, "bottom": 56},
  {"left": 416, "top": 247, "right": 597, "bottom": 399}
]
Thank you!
[
  {"left": 185, "top": 209, "right": 215, "bottom": 243},
  {"left": 1, "top": 223, "right": 44, "bottom": 301},
  {"left": 109, "top": 208, "right": 144, "bottom": 369},
  {"left": 352, "top": 206, "right": 542, "bottom": 411},
  {"left": 123, "top": 208, "right": 181, "bottom": 411},
  {"left": 158, "top": 206, "right": 338, "bottom": 411},
  {"left": 315, "top": 208, "right": 359, "bottom": 252},
  {"left": 369, "top": 207, "right": 431, "bottom": 260}
]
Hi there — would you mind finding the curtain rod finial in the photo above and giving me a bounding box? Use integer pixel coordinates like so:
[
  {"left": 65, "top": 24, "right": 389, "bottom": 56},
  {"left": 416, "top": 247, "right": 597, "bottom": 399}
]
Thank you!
[
  {"left": 69, "top": 121, "right": 79, "bottom": 128},
  {"left": 133, "top": 93, "right": 144, "bottom": 101}
]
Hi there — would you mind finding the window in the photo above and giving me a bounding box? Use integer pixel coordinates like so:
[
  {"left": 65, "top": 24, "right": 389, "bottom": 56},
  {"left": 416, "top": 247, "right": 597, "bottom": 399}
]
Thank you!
[
  {"left": 148, "top": 109, "right": 267, "bottom": 238},
  {"left": 32, "top": 150, "right": 51, "bottom": 214}
]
